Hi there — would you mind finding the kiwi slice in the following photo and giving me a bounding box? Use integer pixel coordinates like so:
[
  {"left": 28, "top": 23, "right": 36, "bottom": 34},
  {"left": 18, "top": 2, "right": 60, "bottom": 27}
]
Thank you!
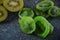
[
  {"left": 0, "top": 6, "right": 8, "bottom": 22},
  {"left": 35, "top": 1, "right": 54, "bottom": 11},
  {"left": 48, "top": 6, "right": 60, "bottom": 17},
  {"left": 19, "top": 17, "right": 36, "bottom": 34},
  {"left": 34, "top": 9, "right": 49, "bottom": 18},
  {"left": 19, "top": 8, "right": 34, "bottom": 18},
  {"left": 34, "top": 16, "right": 54, "bottom": 38},
  {"left": 3, "top": 0, "right": 24, "bottom": 12}
]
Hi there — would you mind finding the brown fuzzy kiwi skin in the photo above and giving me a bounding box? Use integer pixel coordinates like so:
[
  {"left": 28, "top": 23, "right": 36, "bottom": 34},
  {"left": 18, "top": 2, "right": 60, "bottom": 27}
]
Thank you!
[
  {"left": 3, "top": 0, "right": 24, "bottom": 12},
  {"left": 0, "top": 6, "right": 8, "bottom": 22}
]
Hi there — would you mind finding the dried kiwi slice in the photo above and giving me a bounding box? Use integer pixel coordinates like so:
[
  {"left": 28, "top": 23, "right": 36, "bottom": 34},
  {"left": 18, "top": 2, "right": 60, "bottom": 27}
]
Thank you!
[
  {"left": 19, "top": 17, "right": 36, "bottom": 34},
  {"left": 35, "top": 1, "right": 54, "bottom": 11},
  {"left": 19, "top": 8, "right": 34, "bottom": 18},
  {"left": 48, "top": 6, "right": 60, "bottom": 17},
  {"left": 34, "top": 16, "right": 54, "bottom": 38},
  {"left": 0, "top": 6, "right": 8, "bottom": 22},
  {"left": 34, "top": 9, "right": 49, "bottom": 18},
  {"left": 3, "top": 0, "right": 24, "bottom": 12}
]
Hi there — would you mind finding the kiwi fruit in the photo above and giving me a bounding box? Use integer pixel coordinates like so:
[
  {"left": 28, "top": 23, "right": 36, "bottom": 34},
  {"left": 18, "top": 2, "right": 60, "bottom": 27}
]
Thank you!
[
  {"left": 0, "top": 6, "right": 8, "bottom": 22},
  {"left": 3, "top": 0, "right": 24, "bottom": 12}
]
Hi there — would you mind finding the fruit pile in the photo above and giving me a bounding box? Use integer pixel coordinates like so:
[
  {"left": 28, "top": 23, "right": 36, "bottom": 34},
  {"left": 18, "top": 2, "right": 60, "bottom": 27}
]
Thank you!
[
  {"left": 0, "top": 0, "right": 24, "bottom": 22},
  {"left": 0, "top": 0, "right": 60, "bottom": 39},
  {"left": 18, "top": 0, "right": 60, "bottom": 38}
]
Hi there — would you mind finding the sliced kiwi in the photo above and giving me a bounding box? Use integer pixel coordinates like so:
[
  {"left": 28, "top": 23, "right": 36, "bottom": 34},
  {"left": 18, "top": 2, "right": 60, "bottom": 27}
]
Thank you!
[
  {"left": 48, "top": 6, "right": 60, "bottom": 17},
  {"left": 0, "top": 0, "right": 3, "bottom": 4},
  {"left": 3, "top": 0, "right": 24, "bottom": 12},
  {"left": 19, "top": 8, "right": 34, "bottom": 18},
  {"left": 34, "top": 16, "right": 54, "bottom": 38},
  {"left": 34, "top": 9, "right": 49, "bottom": 18},
  {"left": 19, "top": 17, "right": 36, "bottom": 34},
  {"left": 0, "top": 6, "right": 8, "bottom": 22},
  {"left": 35, "top": 1, "right": 54, "bottom": 11}
]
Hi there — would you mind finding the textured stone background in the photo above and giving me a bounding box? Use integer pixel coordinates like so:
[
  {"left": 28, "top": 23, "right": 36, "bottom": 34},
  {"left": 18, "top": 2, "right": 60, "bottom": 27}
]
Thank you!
[{"left": 0, "top": 0, "right": 60, "bottom": 40}]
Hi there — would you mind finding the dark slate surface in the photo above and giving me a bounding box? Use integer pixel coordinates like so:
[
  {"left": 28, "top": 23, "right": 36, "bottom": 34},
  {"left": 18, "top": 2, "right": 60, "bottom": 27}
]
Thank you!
[{"left": 0, "top": 0, "right": 60, "bottom": 40}]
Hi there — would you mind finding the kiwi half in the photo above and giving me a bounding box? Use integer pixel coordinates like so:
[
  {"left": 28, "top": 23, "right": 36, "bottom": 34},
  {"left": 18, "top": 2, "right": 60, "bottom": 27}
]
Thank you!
[
  {"left": 3, "top": 0, "right": 24, "bottom": 12},
  {"left": 0, "top": 6, "right": 8, "bottom": 22}
]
